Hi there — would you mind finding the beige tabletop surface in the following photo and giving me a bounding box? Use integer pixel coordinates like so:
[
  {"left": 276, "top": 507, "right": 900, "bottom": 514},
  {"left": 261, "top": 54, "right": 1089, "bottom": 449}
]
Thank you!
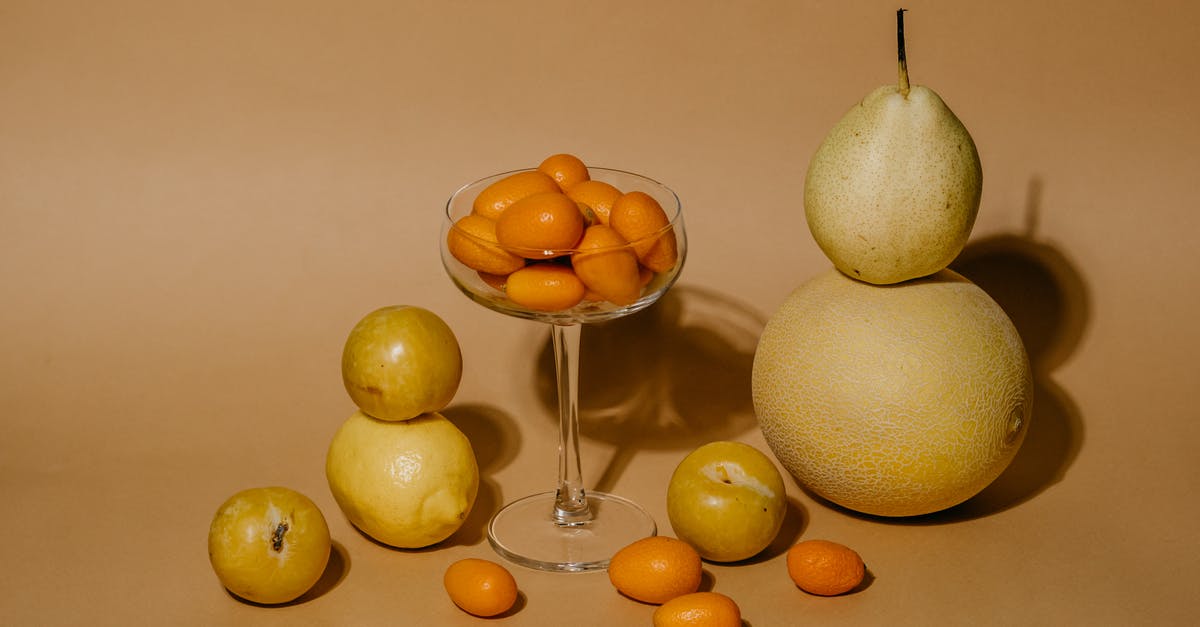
[{"left": 3, "top": 1, "right": 1199, "bottom": 625}]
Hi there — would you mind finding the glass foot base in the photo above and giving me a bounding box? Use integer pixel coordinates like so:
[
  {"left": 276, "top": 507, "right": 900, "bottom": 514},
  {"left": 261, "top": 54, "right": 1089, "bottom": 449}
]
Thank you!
[{"left": 487, "top": 490, "right": 657, "bottom": 572}]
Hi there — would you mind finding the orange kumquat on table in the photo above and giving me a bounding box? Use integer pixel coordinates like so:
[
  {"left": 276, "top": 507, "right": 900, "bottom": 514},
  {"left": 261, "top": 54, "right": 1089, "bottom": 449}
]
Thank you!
[
  {"left": 443, "top": 558, "right": 519, "bottom": 617},
  {"left": 652, "top": 591, "right": 742, "bottom": 627},
  {"left": 608, "top": 536, "right": 703, "bottom": 605},
  {"left": 786, "top": 539, "right": 866, "bottom": 596}
]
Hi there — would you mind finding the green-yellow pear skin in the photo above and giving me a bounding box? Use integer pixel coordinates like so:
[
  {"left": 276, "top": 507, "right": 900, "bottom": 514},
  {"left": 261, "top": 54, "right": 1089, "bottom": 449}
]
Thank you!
[{"left": 804, "top": 13, "right": 982, "bottom": 285}]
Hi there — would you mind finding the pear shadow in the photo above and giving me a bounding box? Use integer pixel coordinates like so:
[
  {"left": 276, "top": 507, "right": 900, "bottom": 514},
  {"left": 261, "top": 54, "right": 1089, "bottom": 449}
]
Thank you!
[
  {"left": 226, "top": 539, "right": 350, "bottom": 606},
  {"left": 532, "top": 285, "right": 767, "bottom": 493}
]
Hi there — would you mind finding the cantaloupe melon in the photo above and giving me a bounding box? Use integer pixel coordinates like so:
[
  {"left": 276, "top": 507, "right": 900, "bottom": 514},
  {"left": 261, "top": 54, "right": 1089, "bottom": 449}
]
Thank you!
[{"left": 752, "top": 268, "right": 1032, "bottom": 517}]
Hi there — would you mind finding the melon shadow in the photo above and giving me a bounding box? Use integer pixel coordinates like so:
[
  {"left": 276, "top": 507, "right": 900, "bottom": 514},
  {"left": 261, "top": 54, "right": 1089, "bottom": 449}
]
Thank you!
[
  {"left": 915, "top": 177, "right": 1090, "bottom": 523},
  {"left": 941, "top": 221, "right": 1090, "bottom": 520}
]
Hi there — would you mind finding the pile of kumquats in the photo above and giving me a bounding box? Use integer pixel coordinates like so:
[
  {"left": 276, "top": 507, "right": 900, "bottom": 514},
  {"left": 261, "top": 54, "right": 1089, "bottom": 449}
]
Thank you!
[{"left": 445, "top": 153, "right": 680, "bottom": 312}]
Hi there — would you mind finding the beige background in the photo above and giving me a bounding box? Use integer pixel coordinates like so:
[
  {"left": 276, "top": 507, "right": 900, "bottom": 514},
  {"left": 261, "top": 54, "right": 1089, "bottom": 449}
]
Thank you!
[{"left": 3, "top": 1, "right": 1198, "bottom": 625}]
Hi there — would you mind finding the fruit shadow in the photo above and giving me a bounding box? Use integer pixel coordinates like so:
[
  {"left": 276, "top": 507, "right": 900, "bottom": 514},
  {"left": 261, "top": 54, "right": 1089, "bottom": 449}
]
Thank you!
[
  {"left": 493, "top": 591, "right": 529, "bottom": 618},
  {"left": 810, "top": 178, "right": 1092, "bottom": 524},
  {"left": 441, "top": 403, "right": 522, "bottom": 546},
  {"left": 531, "top": 285, "right": 768, "bottom": 493},
  {"left": 945, "top": 179, "right": 1090, "bottom": 520},
  {"left": 224, "top": 540, "right": 351, "bottom": 607}
]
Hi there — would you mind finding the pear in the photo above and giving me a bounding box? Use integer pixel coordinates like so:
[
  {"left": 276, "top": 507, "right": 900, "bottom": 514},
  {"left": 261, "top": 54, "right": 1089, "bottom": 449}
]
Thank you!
[{"left": 804, "top": 10, "right": 982, "bottom": 285}]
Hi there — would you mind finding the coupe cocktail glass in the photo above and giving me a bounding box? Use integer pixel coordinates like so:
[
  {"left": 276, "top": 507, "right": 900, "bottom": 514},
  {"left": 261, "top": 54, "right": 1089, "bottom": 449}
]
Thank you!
[{"left": 440, "top": 167, "right": 686, "bottom": 572}]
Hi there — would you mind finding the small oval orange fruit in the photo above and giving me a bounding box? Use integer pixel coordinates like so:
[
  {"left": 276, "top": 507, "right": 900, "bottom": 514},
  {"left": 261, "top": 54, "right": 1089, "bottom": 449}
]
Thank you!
[
  {"left": 574, "top": 200, "right": 599, "bottom": 226},
  {"left": 495, "top": 191, "right": 585, "bottom": 259},
  {"left": 608, "top": 536, "right": 702, "bottom": 605},
  {"left": 443, "top": 558, "right": 518, "bottom": 617},
  {"left": 638, "top": 265, "right": 655, "bottom": 287},
  {"left": 786, "top": 539, "right": 865, "bottom": 596},
  {"left": 572, "top": 225, "right": 643, "bottom": 306},
  {"left": 652, "top": 591, "right": 742, "bottom": 627},
  {"left": 478, "top": 271, "right": 509, "bottom": 292},
  {"left": 505, "top": 264, "right": 586, "bottom": 312},
  {"left": 566, "top": 179, "right": 623, "bottom": 225},
  {"left": 610, "top": 191, "right": 679, "bottom": 273},
  {"left": 538, "top": 153, "right": 591, "bottom": 192},
  {"left": 472, "top": 170, "right": 560, "bottom": 221},
  {"left": 446, "top": 214, "right": 526, "bottom": 276}
]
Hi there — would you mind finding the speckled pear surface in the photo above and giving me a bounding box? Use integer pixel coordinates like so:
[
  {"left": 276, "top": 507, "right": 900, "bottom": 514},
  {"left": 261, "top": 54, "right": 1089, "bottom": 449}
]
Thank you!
[{"left": 804, "top": 84, "right": 982, "bottom": 284}]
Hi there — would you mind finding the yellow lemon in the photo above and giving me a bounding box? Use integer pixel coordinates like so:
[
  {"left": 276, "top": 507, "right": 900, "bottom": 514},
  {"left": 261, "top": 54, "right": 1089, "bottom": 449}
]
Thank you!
[
  {"left": 325, "top": 411, "right": 478, "bottom": 548},
  {"left": 752, "top": 268, "right": 1031, "bottom": 517}
]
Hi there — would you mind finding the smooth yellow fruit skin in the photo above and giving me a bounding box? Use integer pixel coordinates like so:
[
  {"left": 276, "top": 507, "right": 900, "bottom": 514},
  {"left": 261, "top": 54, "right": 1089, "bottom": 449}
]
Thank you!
[
  {"left": 326, "top": 410, "right": 478, "bottom": 548},
  {"left": 751, "top": 269, "right": 1031, "bottom": 517},
  {"left": 666, "top": 441, "right": 786, "bottom": 562},
  {"left": 804, "top": 85, "right": 982, "bottom": 285},
  {"left": 207, "top": 486, "right": 331, "bottom": 605},
  {"left": 341, "top": 305, "right": 463, "bottom": 422}
]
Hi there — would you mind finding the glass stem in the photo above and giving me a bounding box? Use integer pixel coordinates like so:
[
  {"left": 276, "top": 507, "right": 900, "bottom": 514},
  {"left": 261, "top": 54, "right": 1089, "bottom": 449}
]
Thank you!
[{"left": 551, "top": 323, "right": 592, "bottom": 525}]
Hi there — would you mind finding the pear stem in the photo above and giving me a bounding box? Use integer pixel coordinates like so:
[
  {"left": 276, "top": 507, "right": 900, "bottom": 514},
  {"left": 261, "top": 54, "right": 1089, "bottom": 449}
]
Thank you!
[{"left": 897, "top": 8, "right": 911, "bottom": 96}]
